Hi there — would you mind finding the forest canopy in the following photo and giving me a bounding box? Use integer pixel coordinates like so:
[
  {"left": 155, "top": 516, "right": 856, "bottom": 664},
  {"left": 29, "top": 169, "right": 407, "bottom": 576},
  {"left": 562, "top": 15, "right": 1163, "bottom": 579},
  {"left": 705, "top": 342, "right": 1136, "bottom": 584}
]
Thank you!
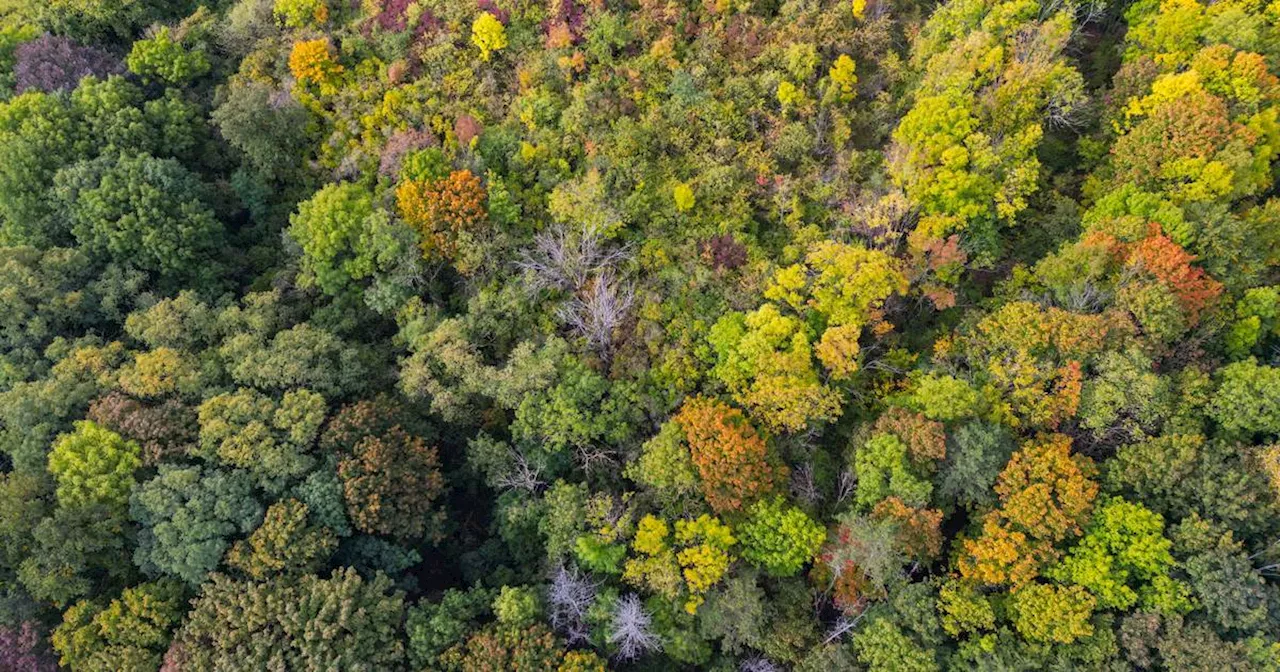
[{"left": 1, "top": 0, "right": 1280, "bottom": 669}]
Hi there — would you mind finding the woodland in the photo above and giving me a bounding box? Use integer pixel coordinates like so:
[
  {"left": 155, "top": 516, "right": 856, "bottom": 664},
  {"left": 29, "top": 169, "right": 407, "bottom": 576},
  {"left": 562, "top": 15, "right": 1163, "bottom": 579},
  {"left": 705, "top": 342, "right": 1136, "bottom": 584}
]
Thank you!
[{"left": 0, "top": 0, "right": 1279, "bottom": 669}]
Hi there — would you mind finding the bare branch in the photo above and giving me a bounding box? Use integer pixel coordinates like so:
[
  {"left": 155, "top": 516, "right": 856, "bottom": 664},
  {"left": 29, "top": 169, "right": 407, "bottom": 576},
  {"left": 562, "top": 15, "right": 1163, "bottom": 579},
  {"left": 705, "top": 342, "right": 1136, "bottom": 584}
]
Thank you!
[{"left": 609, "top": 593, "right": 661, "bottom": 661}]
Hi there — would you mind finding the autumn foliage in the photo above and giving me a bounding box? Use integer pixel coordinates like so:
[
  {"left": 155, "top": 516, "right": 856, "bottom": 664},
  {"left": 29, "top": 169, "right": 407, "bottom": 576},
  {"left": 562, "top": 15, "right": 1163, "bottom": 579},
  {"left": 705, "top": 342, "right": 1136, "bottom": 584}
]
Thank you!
[
  {"left": 958, "top": 434, "right": 1098, "bottom": 587},
  {"left": 323, "top": 397, "right": 445, "bottom": 541},
  {"left": 674, "top": 396, "right": 785, "bottom": 513},
  {"left": 395, "top": 169, "right": 487, "bottom": 260}
]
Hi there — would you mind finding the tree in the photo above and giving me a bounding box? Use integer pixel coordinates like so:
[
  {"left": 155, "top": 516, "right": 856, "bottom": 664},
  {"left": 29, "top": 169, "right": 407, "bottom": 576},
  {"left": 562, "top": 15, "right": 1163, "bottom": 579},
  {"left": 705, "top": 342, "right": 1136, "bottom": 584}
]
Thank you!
[
  {"left": 51, "top": 580, "right": 186, "bottom": 672},
  {"left": 674, "top": 396, "right": 785, "bottom": 513},
  {"left": 1172, "top": 515, "right": 1274, "bottom": 635},
  {"left": 288, "top": 39, "right": 343, "bottom": 90},
  {"left": 174, "top": 569, "right": 406, "bottom": 669},
  {"left": 323, "top": 397, "right": 446, "bottom": 541},
  {"left": 994, "top": 434, "right": 1098, "bottom": 544},
  {"left": 737, "top": 496, "right": 825, "bottom": 577},
  {"left": 288, "top": 182, "right": 420, "bottom": 301},
  {"left": 708, "top": 306, "right": 842, "bottom": 432},
  {"left": 13, "top": 34, "right": 119, "bottom": 93},
  {"left": 211, "top": 80, "right": 313, "bottom": 182},
  {"left": 853, "top": 433, "right": 933, "bottom": 510},
  {"left": 440, "top": 623, "right": 563, "bottom": 671},
  {"left": 406, "top": 586, "right": 494, "bottom": 670},
  {"left": 0, "top": 621, "right": 57, "bottom": 672},
  {"left": 130, "top": 465, "right": 262, "bottom": 585},
  {"left": 225, "top": 499, "right": 337, "bottom": 580},
  {"left": 47, "top": 420, "right": 141, "bottom": 512},
  {"left": 280, "top": 568, "right": 407, "bottom": 670},
  {"left": 624, "top": 420, "right": 701, "bottom": 513},
  {"left": 87, "top": 392, "right": 197, "bottom": 465},
  {"left": 125, "top": 27, "right": 209, "bottom": 85},
  {"left": 196, "top": 388, "right": 326, "bottom": 493},
  {"left": 1209, "top": 358, "right": 1280, "bottom": 438},
  {"left": 935, "top": 421, "right": 1014, "bottom": 512},
  {"left": 889, "top": 0, "right": 1084, "bottom": 260},
  {"left": 0, "top": 91, "right": 85, "bottom": 244},
  {"left": 851, "top": 618, "right": 939, "bottom": 672},
  {"left": 1047, "top": 497, "right": 1191, "bottom": 613},
  {"left": 18, "top": 503, "right": 134, "bottom": 607},
  {"left": 764, "top": 241, "right": 907, "bottom": 378},
  {"left": 623, "top": 514, "right": 737, "bottom": 614},
  {"left": 957, "top": 434, "right": 1099, "bottom": 587},
  {"left": 1105, "top": 433, "right": 1278, "bottom": 540},
  {"left": 471, "top": 12, "right": 507, "bottom": 61},
  {"left": 56, "top": 153, "right": 223, "bottom": 282},
  {"left": 1007, "top": 583, "right": 1096, "bottom": 644},
  {"left": 273, "top": 0, "right": 327, "bottom": 28},
  {"left": 395, "top": 169, "right": 488, "bottom": 264}
]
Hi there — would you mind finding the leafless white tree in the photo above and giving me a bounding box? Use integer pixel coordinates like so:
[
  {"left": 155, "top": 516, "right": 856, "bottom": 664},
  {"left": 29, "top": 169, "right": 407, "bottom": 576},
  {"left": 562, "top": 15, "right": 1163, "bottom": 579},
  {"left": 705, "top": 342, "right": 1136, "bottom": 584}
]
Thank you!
[
  {"left": 516, "top": 221, "right": 630, "bottom": 294},
  {"left": 835, "top": 468, "right": 856, "bottom": 505},
  {"left": 791, "top": 461, "right": 823, "bottom": 508},
  {"left": 557, "top": 270, "right": 635, "bottom": 357},
  {"left": 495, "top": 448, "right": 545, "bottom": 493},
  {"left": 609, "top": 593, "right": 661, "bottom": 661},
  {"left": 822, "top": 612, "right": 867, "bottom": 645},
  {"left": 548, "top": 564, "right": 597, "bottom": 644},
  {"left": 575, "top": 444, "right": 620, "bottom": 476},
  {"left": 518, "top": 222, "right": 635, "bottom": 358},
  {"left": 740, "top": 655, "right": 781, "bottom": 672}
]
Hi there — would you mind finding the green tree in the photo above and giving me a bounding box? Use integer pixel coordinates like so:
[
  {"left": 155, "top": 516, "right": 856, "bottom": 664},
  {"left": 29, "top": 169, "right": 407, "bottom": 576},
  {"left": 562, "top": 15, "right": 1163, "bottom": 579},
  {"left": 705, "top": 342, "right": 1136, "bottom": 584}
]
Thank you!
[
  {"left": 287, "top": 182, "right": 420, "bottom": 307},
  {"left": 47, "top": 420, "right": 141, "bottom": 511},
  {"left": 130, "top": 465, "right": 262, "bottom": 584},
  {"left": 737, "top": 497, "right": 825, "bottom": 577},
  {"left": 406, "top": 586, "right": 493, "bottom": 670},
  {"left": 56, "top": 153, "right": 223, "bottom": 282},
  {"left": 51, "top": 579, "right": 185, "bottom": 672},
  {"left": 196, "top": 388, "right": 326, "bottom": 493},
  {"left": 125, "top": 27, "right": 209, "bottom": 85},
  {"left": 1047, "top": 497, "right": 1191, "bottom": 613},
  {"left": 174, "top": 569, "right": 406, "bottom": 669},
  {"left": 1209, "top": 358, "right": 1280, "bottom": 437},
  {"left": 18, "top": 503, "right": 134, "bottom": 607}
]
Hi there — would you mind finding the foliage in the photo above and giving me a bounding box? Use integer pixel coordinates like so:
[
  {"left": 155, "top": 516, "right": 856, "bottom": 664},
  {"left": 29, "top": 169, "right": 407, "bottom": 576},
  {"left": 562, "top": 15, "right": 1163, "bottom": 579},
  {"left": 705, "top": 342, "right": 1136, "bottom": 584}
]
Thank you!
[
  {"left": 674, "top": 396, "right": 784, "bottom": 513},
  {"left": 47, "top": 420, "right": 141, "bottom": 511},
  {"left": 324, "top": 397, "right": 446, "bottom": 540},
  {"left": 57, "top": 153, "right": 222, "bottom": 282},
  {"left": 174, "top": 569, "right": 406, "bottom": 669},
  {"left": 1, "top": 0, "right": 1279, "bottom": 667},
  {"left": 470, "top": 12, "right": 507, "bottom": 62},
  {"left": 197, "top": 387, "right": 325, "bottom": 493},
  {"left": 13, "top": 34, "right": 119, "bottom": 94},
  {"left": 51, "top": 580, "right": 185, "bottom": 671},
  {"left": 737, "top": 496, "right": 825, "bottom": 577},
  {"left": 125, "top": 27, "right": 209, "bottom": 85},
  {"left": 130, "top": 465, "right": 263, "bottom": 585},
  {"left": 225, "top": 498, "right": 337, "bottom": 579},
  {"left": 395, "top": 169, "right": 487, "bottom": 265}
]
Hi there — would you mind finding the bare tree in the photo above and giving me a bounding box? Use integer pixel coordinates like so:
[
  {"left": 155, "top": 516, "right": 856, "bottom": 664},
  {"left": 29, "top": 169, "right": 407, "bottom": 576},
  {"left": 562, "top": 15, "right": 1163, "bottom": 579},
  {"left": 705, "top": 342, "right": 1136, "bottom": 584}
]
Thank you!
[
  {"left": 822, "top": 611, "right": 867, "bottom": 645},
  {"left": 740, "top": 655, "right": 781, "bottom": 672},
  {"left": 557, "top": 270, "right": 635, "bottom": 358},
  {"left": 548, "top": 564, "right": 597, "bottom": 644},
  {"left": 791, "top": 461, "right": 823, "bottom": 507},
  {"left": 609, "top": 593, "right": 661, "bottom": 661},
  {"left": 835, "top": 468, "right": 856, "bottom": 505},
  {"left": 495, "top": 448, "right": 546, "bottom": 493},
  {"left": 516, "top": 221, "right": 630, "bottom": 294},
  {"left": 575, "top": 443, "right": 620, "bottom": 476},
  {"left": 518, "top": 221, "right": 635, "bottom": 358}
]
